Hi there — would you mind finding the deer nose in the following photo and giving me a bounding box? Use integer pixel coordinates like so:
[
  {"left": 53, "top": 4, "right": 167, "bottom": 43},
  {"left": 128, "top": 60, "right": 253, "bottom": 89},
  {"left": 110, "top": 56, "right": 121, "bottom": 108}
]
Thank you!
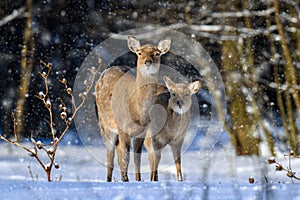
[
  {"left": 145, "top": 60, "right": 152, "bottom": 67},
  {"left": 177, "top": 100, "right": 184, "bottom": 109}
]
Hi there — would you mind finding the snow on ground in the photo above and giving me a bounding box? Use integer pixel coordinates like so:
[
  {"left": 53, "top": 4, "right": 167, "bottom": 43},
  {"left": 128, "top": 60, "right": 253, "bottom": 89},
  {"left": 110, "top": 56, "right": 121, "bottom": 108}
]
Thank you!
[
  {"left": 3, "top": 180, "right": 300, "bottom": 200},
  {"left": 1, "top": 138, "right": 300, "bottom": 200}
]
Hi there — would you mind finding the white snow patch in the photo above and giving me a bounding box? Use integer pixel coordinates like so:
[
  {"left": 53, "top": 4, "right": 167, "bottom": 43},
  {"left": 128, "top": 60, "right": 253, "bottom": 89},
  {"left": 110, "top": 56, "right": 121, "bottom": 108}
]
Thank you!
[{"left": 0, "top": 135, "right": 300, "bottom": 199}]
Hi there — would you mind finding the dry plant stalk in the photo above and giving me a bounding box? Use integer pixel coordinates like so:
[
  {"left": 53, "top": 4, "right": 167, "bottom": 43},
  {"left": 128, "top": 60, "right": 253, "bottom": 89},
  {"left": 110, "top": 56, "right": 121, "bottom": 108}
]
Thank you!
[
  {"left": 0, "top": 59, "right": 99, "bottom": 182},
  {"left": 268, "top": 151, "right": 300, "bottom": 182}
]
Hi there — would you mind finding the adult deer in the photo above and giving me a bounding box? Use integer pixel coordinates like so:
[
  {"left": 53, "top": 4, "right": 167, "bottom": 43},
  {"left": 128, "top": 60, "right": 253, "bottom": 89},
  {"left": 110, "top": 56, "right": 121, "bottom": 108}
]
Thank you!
[
  {"left": 145, "top": 76, "right": 201, "bottom": 181},
  {"left": 95, "top": 36, "right": 171, "bottom": 181}
]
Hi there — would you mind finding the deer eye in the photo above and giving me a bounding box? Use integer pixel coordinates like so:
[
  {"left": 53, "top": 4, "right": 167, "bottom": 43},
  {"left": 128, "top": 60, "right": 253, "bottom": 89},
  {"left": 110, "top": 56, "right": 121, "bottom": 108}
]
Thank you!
[
  {"left": 154, "top": 52, "right": 160, "bottom": 56},
  {"left": 137, "top": 52, "right": 142, "bottom": 56}
]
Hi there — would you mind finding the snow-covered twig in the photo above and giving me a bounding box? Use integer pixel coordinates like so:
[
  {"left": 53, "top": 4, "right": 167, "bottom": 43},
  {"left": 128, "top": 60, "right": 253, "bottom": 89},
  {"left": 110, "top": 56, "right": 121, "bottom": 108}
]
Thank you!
[
  {"left": 268, "top": 152, "right": 300, "bottom": 182},
  {"left": 211, "top": 8, "right": 274, "bottom": 18},
  {"left": 111, "top": 23, "right": 279, "bottom": 41},
  {"left": 0, "top": 7, "right": 26, "bottom": 27}
]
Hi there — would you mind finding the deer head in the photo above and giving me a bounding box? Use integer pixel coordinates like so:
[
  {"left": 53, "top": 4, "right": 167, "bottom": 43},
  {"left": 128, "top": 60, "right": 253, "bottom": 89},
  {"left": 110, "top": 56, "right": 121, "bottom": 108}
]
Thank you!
[
  {"left": 127, "top": 36, "right": 171, "bottom": 76},
  {"left": 163, "top": 76, "right": 201, "bottom": 114}
]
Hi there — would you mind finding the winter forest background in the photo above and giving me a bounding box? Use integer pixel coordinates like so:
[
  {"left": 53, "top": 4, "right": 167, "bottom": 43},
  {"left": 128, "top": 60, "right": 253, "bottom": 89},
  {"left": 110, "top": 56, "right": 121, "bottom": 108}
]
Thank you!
[{"left": 0, "top": 0, "right": 300, "bottom": 198}]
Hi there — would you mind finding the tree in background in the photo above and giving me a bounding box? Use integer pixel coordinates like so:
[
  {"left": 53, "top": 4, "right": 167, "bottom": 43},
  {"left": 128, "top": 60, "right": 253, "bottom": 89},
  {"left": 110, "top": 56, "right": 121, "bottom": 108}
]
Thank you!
[
  {"left": 219, "top": 0, "right": 260, "bottom": 155},
  {"left": 272, "top": 0, "right": 300, "bottom": 154},
  {"left": 15, "top": 0, "right": 34, "bottom": 140}
]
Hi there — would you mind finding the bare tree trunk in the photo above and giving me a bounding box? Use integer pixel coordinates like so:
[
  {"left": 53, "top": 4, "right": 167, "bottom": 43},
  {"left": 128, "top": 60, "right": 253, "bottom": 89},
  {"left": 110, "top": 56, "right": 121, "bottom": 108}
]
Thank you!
[
  {"left": 15, "top": 0, "right": 34, "bottom": 141},
  {"left": 220, "top": 0, "right": 260, "bottom": 155},
  {"left": 242, "top": 0, "right": 275, "bottom": 155},
  {"left": 222, "top": 40, "right": 260, "bottom": 155},
  {"left": 274, "top": 0, "right": 299, "bottom": 153}
]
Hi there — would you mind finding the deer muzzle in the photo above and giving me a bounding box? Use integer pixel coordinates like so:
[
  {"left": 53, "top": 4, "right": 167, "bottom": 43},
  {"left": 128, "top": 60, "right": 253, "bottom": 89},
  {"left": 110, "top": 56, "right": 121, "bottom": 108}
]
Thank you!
[{"left": 145, "top": 60, "right": 152, "bottom": 67}]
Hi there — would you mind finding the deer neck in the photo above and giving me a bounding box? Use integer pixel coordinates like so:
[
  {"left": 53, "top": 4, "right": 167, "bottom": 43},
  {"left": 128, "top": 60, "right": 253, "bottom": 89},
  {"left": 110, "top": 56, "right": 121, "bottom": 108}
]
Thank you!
[
  {"left": 135, "top": 69, "right": 158, "bottom": 87},
  {"left": 167, "top": 108, "right": 190, "bottom": 131},
  {"left": 127, "top": 69, "right": 159, "bottom": 127},
  {"left": 133, "top": 69, "right": 159, "bottom": 109}
]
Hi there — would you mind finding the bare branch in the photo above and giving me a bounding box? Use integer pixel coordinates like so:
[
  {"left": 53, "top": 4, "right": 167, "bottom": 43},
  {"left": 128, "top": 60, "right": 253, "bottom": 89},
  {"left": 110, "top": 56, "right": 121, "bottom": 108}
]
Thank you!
[
  {"left": 0, "top": 134, "right": 32, "bottom": 154},
  {"left": 111, "top": 23, "right": 279, "bottom": 41},
  {"left": 0, "top": 7, "right": 26, "bottom": 27},
  {"left": 211, "top": 7, "right": 274, "bottom": 18}
]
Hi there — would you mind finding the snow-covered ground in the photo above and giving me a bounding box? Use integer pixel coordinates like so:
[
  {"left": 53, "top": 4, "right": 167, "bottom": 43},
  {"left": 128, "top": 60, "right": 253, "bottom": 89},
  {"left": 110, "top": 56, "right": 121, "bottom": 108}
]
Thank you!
[
  {"left": 1, "top": 135, "right": 300, "bottom": 200},
  {"left": 3, "top": 180, "right": 300, "bottom": 200}
]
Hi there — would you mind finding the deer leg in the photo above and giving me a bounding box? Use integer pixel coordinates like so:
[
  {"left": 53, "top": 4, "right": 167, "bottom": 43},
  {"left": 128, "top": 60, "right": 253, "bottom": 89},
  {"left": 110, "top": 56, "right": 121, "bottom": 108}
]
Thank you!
[
  {"left": 149, "top": 149, "right": 161, "bottom": 181},
  {"left": 146, "top": 135, "right": 162, "bottom": 181},
  {"left": 118, "top": 132, "right": 131, "bottom": 182},
  {"left": 116, "top": 143, "right": 123, "bottom": 180},
  {"left": 133, "top": 137, "right": 145, "bottom": 181},
  {"left": 106, "top": 145, "right": 115, "bottom": 182},
  {"left": 171, "top": 145, "right": 183, "bottom": 181},
  {"left": 104, "top": 130, "right": 118, "bottom": 182},
  {"left": 175, "top": 157, "right": 182, "bottom": 182}
]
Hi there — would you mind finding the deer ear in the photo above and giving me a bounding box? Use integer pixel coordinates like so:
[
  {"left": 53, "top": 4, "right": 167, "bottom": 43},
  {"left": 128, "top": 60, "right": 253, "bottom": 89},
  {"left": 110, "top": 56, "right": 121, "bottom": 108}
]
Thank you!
[
  {"left": 163, "top": 76, "right": 175, "bottom": 90},
  {"left": 158, "top": 37, "right": 171, "bottom": 55},
  {"left": 127, "top": 36, "right": 140, "bottom": 53},
  {"left": 188, "top": 80, "right": 201, "bottom": 94}
]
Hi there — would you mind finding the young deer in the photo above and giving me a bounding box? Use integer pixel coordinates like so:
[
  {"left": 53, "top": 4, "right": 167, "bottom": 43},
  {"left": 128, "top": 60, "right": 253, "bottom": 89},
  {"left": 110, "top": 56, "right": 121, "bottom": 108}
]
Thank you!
[
  {"left": 144, "top": 76, "right": 201, "bottom": 181},
  {"left": 95, "top": 36, "right": 171, "bottom": 182}
]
